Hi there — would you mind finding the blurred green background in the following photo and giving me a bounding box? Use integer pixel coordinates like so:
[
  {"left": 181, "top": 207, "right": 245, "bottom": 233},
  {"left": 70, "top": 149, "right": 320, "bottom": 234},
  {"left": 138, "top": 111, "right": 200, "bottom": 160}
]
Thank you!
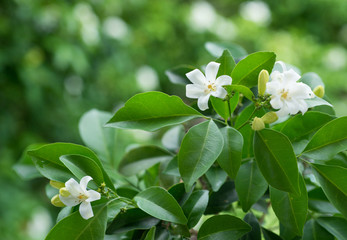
[{"left": 1, "top": 0, "right": 346, "bottom": 239}]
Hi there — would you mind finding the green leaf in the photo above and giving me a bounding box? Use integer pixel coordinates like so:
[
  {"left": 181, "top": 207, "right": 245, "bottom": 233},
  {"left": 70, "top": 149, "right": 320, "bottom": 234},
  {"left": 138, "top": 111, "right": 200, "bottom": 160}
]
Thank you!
[
  {"left": 161, "top": 125, "right": 184, "bottom": 151},
  {"left": 307, "top": 187, "right": 339, "bottom": 214},
  {"left": 210, "top": 96, "right": 230, "bottom": 120},
  {"left": 229, "top": 92, "right": 240, "bottom": 114},
  {"left": 106, "top": 92, "right": 203, "bottom": 131},
  {"left": 165, "top": 65, "right": 194, "bottom": 85},
  {"left": 144, "top": 226, "right": 156, "bottom": 240},
  {"left": 134, "top": 186, "right": 187, "bottom": 224},
  {"left": 197, "top": 215, "right": 251, "bottom": 240},
  {"left": 205, "top": 166, "right": 227, "bottom": 192},
  {"left": 168, "top": 182, "right": 193, "bottom": 205},
  {"left": 270, "top": 175, "right": 308, "bottom": 235},
  {"left": 45, "top": 203, "right": 108, "bottom": 240},
  {"left": 254, "top": 129, "right": 300, "bottom": 195},
  {"left": 163, "top": 156, "right": 180, "bottom": 177},
  {"left": 232, "top": 52, "right": 276, "bottom": 87},
  {"left": 118, "top": 145, "right": 173, "bottom": 176},
  {"left": 300, "top": 72, "right": 325, "bottom": 89},
  {"left": 303, "top": 219, "right": 334, "bottom": 240},
  {"left": 303, "top": 117, "right": 347, "bottom": 160},
  {"left": 310, "top": 163, "right": 347, "bottom": 218},
  {"left": 205, "top": 42, "right": 248, "bottom": 59},
  {"left": 316, "top": 217, "right": 347, "bottom": 240},
  {"left": 28, "top": 143, "right": 116, "bottom": 192},
  {"left": 182, "top": 190, "right": 209, "bottom": 229},
  {"left": 78, "top": 109, "right": 118, "bottom": 165},
  {"left": 225, "top": 85, "right": 255, "bottom": 101},
  {"left": 106, "top": 208, "right": 160, "bottom": 234},
  {"left": 216, "top": 126, "right": 243, "bottom": 179},
  {"left": 241, "top": 213, "right": 261, "bottom": 240},
  {"left": 261, "top": 228, "right": 283, "bottom": 240},
  {"left": 235, "top": 160, "right": 268, "bottom": 212},
  {"left": 178, "top": 120, "right": 224, "bottom": 191},
  {"left": 216, "top": 49, "right": 236, "bottom": 75}
]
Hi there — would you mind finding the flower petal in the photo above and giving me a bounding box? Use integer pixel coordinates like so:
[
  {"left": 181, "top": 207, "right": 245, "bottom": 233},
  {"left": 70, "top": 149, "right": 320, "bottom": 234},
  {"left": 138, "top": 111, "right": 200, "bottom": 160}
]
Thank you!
[
  {"left": 273, "top": 61, "right": 287, "bottom": 73},
  {"left": 270, "top": 96, "right": 283, "bottom": 110},
  {"left": 197, "top": 94, "right": 211, "bottom": 111},
  {"left": 186, "top": 69, "right": 206, "bottom": 85},
  {"left": 65, "top": 178, "right": 83, "bottom": 197},
  {"left": 205, "top": 62, "right": 220, "bottom": 82},
  {"left": 186, "top": 84, "right": 206, "bottom": 99},
  {"left": 79, "top": 201, "right": 94, "bottom": 220},
  {"left": 215, "top": 75, "right": 232, "bottom": 86},
  {"left": 86, "top": 190, "right": 101, "bottom": 203},
  {"left": 80, "top": 176, "right": 93, "bottom": 191},
  {"left": 59, "top": 194, "right": 80, "bottom": 207},
  {"left": 211, "top": 87, "right": 227, "bottom": 99},
  {"left": 284, "top": 69, "right": 301, "bottom": 82}
]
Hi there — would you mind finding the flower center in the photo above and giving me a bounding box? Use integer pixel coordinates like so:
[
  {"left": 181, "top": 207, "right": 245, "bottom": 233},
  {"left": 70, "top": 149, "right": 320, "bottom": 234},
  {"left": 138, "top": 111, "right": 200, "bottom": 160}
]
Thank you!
[
  {"left": 280, "top": 89, "right": 289, "bottom": 100},
  {"left": 78, "top": 194, "right": 88, "bottom": 201},
  {"left": 206, "top": 83, "right": 217, "bottom": 93}
]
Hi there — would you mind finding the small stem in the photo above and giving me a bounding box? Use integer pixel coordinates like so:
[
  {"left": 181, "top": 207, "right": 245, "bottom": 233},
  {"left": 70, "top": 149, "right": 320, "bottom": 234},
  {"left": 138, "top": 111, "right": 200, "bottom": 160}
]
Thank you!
[
  {"left": 227, "top": 99, "right": 233, "bottom": 126},
  {"left": 210, "top": 117, "right": 227, "bottom": 126},
  {"left": 236, "top": 108, "right": 258, "bottom": 130}
]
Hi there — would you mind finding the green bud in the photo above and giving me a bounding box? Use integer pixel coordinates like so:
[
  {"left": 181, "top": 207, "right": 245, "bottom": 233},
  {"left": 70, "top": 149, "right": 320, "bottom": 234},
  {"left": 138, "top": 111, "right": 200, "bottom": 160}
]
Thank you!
[
  {"left": 51, "top": 194, "right": 65, "bottom": 207},
  {"left": 251, "top": 117, "right": 265, "bottom": 131},
  {"left": 59, "top": 187, "right": 71, "bottom": 197},
  {"left": 261, "top": 112, "right": 278, "bottom": 124},
  {"left": 313, "top": 85, "right": 325, "bottom": 98},
  {"left": 258, "top": 69, "right": 269, "bottom": 96},
  {"left": 50, "top": 180, "right": 65, "bottom": 189}
]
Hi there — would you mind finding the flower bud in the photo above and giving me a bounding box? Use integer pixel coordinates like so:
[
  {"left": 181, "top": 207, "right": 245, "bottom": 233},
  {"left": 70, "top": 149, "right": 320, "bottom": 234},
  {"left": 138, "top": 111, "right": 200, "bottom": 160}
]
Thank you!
[
  {"left": 251, "top": 117, "right": 265, "bottom": 131},
  {"left": 261, "top": 112, "right": 278, "bottom": 124},
  {"left": 51, "top": 194, "right": 65, "bottom": 207},
  {"left": 258, "top": 69, "right": 269, "bottom": 96},
  {"left": 313, "top": 85, "right": 324, "bottom": 98},
  {"left": 59, "top": 187, "right": 71, "bottom": 197},
  {"left": 50, "top": 180, "right": 65, "bottom": 189}
]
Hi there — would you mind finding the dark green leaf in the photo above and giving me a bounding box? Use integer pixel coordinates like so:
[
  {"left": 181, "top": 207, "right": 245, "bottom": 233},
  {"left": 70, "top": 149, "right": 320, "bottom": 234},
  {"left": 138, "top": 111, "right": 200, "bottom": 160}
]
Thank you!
[
  {"left": 197, "top": 215, "right": 251, "bottom": 240},
  {"left": 241, "top": 213, "right": 261, "bottom": 240},
  {"left": 182, "top": 190, "right": 209, "bottom": 229},
  {"left": 144, "top": 226, "right": 156, "bottom": 240},
  {"left": 205, "top": 166, "right": 227, "bottom": 192},
  {"left": 134, "top": 187, "right": 187, "bottom": 224},
  {"left": 307, "top": 187, "right": 339, "bottom": 214},
  {"left": 216, "top": 49, "right": 236, "bottom": 75},
  {"left": 106, "top": 92, "right": 203, "bottom": 131},
  {"left": 303, "top": 219, "right": 334, "bottom": 240},
  {"left": 235, "top": 160, "right": 268, "bottom": 212},
  {"left": 316, "top": 217, "right": 347, "bottom": 240},
  {"left": 254, "top": 129, "right": 300, "bottom": 195},
  {"left": 261, "top": 228, "right": 283, "bottom": 240},
  {"left": 168, "top": 182, "right": 193, "bottom": 205},
  {"left": 178, "top": 120, "right": 224, "bottom": 191},
  {"left": 205, "top": 42, "right": 248, "bottom": 59}
]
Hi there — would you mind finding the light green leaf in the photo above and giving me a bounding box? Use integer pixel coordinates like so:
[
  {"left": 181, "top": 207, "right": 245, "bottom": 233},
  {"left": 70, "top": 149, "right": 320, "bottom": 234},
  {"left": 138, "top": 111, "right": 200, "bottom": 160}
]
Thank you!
[
  {"left": 316, "top": 217, "right": 347, "bottom": 240},
  {"left": 303, "top": 219, "right": 334, "bottom": 240},
  {"left": 205, "top": 42, "right": 248, "bottom": 59},
  {"left": 210, "top": 96, "right": 230, "bottom": 120},
  {"left": 144, "top": 226, "right": 156, "bottom": 240},
  {"left": 134, "top": 186, "right": 187, "bottom": 224},
  {"left": 197, "top": 215, "right": 251, "bottom": 240},
  {"left": 118, "top": 145, "right": 173, "bottom": 176},
  {"left": 106, "top": 92, "right": 203, "bottom": 131},
  {"left": 235, "top": 160, "right": 268, "bottom": 212},
  {"left": 305, "top": 97, "right": 333, "bottom": 108},
  {"left": 303, "top": 117, "right": 347, "bottom": 160},
  {"left": 165, "top": 65, "right": 194, "bottom": 85},
  {"left": 161, "top": 125, "right": 184, "bottom": 151},
  {"left": 205, "top": 166, "right": 227, "bottom": 192},
  {"left": 226, "top": 85, "right": 255, "bottom": 101},
  {"left": 254, "top": 129, "right": 300, "bottom": 194},
  {"left": 182, "top": 190, "right": 209, "bottom": 229},
  {"left": 300, "top": 72, "right": 325, "bottom": 89},
  {"left": 216, "top": 49, "right": 236, "bottom": 75},
  {"left": 270, "top": 175, "right": 308, "bottom": 235},
  {"left": 231, "top": 52, "right": 276, "bottom": 87},
  {"left": 178, "top": 120, "right": 224, "bottom": 191}
]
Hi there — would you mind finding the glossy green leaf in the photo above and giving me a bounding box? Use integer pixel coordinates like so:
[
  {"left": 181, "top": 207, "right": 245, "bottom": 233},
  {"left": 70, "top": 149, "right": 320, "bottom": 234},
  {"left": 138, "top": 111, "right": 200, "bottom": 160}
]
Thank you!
[
  {"left": 216, "top": 126, "right": 243, "bottom": 179},
  {"left": 261, "top": 228, "right": 283, "bottom": 240},
  {"left": 216, "top": 49, "right": 236, "bottom": 75},
  {"left": 210, "top": 97, "right": 230, "bottom": 120},
  {"left": 205, "top": 166, "right": 227, "bottom": 192},
  {"left": 46, "top": 203, "right": 108, "bottom": 240},
  {"left": 163, "top": 156, "right": 180, "bottom": 177},
  {"left": 225, "top": 85, "right": 255, "bottom": 101},
  {"left": 205, "top": 42, "right": 248, "bottom": 59},
  {"left": 229, "top": 92, "right": 240, "bottom": 114},
  {"left": 119, "top": 145, "right": 173, "bottom": 176},
  {"left": 106, "top": 92, "right": 203, "bottom": 131},
  {"left": 303, "top": 219, "right": 334, "bottom": 240},
  {"left": 168, "top": 182, "right": 193, "bottom": 205},
  {"left": 254, "top": 129, "right": 300, "bottom": 194},
  {"left": 231, "top": 52, "right": 276, "bottom": 87},
  {"left": 134, "top": 187, "right": 187, "bottom": 224},
  {"left": 316, "top": 217, "right": 347, "bottom": 240},
  {"left": 182, "top": 190, "right": 209, "bottom": 229},
  {"left": 165, "top": 65, "right": 194, "bottom": 85},
  {"left": 307, "top": 187, "right": 339, "bottom": 214},
  {"left": 107, "top": 201, "right": 127, "bottom": 222},
  {"left": 270, "top": 175, "right": 308, "bottom": 235},
  {"left": 144, "top": 226, "right": 156, "bottom": 240},
  {"left": 310, "top": 163, "right": 347, "bottom": 218},
  {"left": 300, "top": 72, "right": 325, "bottom": 89},
  {"left": 178, "top": 120, "right": 224, "bottom": 191},
  {"left": 241, "top": 213, "right": 261, "bottom": 240},
  {"left": 198, "top": 215, "right": 251, "bottom": 240},
  {"left": 303, "top": 117, "right": 347, "bottom": 160},
  {"left": 235, "top": 160, "right": 268, "bottom": 212}
]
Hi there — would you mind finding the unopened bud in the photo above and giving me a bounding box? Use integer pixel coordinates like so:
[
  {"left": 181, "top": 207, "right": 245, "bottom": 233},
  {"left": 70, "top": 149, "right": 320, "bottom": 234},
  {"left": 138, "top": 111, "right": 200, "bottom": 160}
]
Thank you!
[
  {"left": 261, "top": 112, "right": 278, "bottom": 124},
  {"left": 50, "top": 180, "right": 65, "bottom": 189},
  {"left": 258, "top": 70, "right": 269, "bottom": 96},
  {"left": 313, "top": 85, "right": 324, "bottom": 98},
  {"left": 251, "top": 117, "right": 265, "bottom": 131},
  {"left": 59, "top": 187, "right": 71, "bottom": 197},
  {"left": 51, "top": 194, "right": 65, "bottom": 207}
]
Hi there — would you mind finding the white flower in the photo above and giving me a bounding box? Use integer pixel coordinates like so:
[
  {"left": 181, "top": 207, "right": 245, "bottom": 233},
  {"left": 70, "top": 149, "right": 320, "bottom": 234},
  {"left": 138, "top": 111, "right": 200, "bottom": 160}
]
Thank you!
[
  {"left": 59, "top": 176, "right": 101, "bottom": 220},
  {"left": 266, "top": 61, "right": 314, "bottom": 117},
  {"left": 186, "top": 61, "right": 232, "bottom": 111}
]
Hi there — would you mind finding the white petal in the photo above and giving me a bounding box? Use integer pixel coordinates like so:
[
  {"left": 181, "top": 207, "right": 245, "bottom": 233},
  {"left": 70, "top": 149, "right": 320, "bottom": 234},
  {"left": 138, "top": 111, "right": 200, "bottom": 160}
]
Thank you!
[
  {"left": 269, "top": 71, "right": 283, "bottom": 83},
  {"left": 186, "top": 69, "right": 207, "bottom": 85},
  {"left": 215, "top": 75, "right": 232, "bottom": 86},
  {"left": 297, "top": 100, "right": 309, "bottom": 114},
  {"left": 284, "top": 69, "right": 301, "bottom": 82},
  {"left": 275, "top": 108, "right": 289, "bottom": 117},
  {"left": 205, "top": 62, "right": 220, "bottom": 82},
  {"left": 273, "top": 61, "right": 287, "bottom": 72},
  {"left": 266, "top": 81, "right": 281, "bottom": 95},
  {"left": 197, "top": 94, "right": 211, "bottom": 111},
  {"left": 86, "top": 190, "right": 101, "bottom": 203},
  {"left": 80, "top": 176, "right": 93, "bottom": 191},
  {"left": 65, "top": 178, "right": 83, "bottom": 197},
  {"left": 270, "top": 96, "right": 283, "bottom": 110},
  {"left": 59, "top": 194, "right": 80, "bottom": 207},
  {"left": 79, "top": 201, "right": 94, "bottom": 220},
  {"left": 211, "top": 87, "right": 227, "bottom": 99},
  {"left": 292, "top": 83, "right": 314, "bottom": 99},
  {"left": 186, "top": 84, "right": 205, "bottom": 99},
  {"left": 285, "top": 100, "right": 300, "bottom": 115}
]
